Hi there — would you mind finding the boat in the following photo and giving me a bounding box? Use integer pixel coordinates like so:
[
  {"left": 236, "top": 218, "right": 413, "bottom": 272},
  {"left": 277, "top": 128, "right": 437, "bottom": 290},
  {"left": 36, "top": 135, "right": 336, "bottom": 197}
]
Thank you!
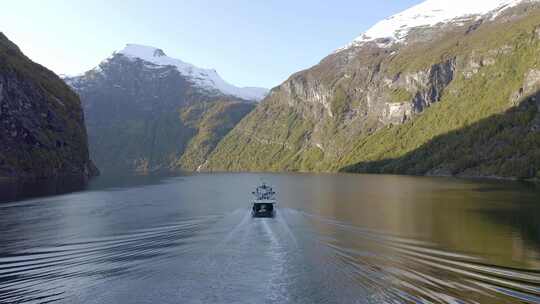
[{"left": 251, "top": 182, "right": 276, "bottom": 218}]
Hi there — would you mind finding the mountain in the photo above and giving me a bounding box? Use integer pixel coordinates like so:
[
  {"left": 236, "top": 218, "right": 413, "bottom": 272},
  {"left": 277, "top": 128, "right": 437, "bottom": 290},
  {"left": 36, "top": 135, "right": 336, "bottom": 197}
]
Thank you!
[
  {"left": 113, "top": 44, "right": 268, "bottom": 101},
  {"left": 65, "top": 45, "right": 263, "bottom": 173},
  {"left": 0, "top": 33, "right": 97, "bottom": 179},
  {"left": 341, "top": 0, "right": 528, "bottom": 47},
  {"left": 205, "top": 0, "right": 540, "bottom": 180}
]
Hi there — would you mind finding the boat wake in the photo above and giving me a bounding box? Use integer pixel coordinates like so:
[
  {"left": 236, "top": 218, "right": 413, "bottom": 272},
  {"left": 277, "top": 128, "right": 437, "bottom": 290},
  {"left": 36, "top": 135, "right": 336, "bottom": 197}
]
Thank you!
[
  {"left": 0, "top": 214, "right": 223, "bottom": 304},
  {"left": 291, "top": 209, "right": 540, "bottom": 304},
  {"left": 1, "top": 207, "right": 538, "bottom": 303}
]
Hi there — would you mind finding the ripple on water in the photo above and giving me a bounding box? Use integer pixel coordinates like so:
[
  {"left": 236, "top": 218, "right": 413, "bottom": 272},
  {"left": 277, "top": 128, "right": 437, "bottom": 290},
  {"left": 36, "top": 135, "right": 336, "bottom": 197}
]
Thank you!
[
  {"left": 0, "top": 208, "right": 539, "bottom": 304},
  {"left": 0, "top": 214, "right": 223, "bottom": 304},
  {"left": 294, "top": 209, "right": 540, "bottom": 304}
]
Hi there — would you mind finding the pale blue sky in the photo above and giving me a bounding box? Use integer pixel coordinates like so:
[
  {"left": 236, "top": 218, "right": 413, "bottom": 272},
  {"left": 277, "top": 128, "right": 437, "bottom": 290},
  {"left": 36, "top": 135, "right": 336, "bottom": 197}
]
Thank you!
[{"left": 1, "top": 0, "right": 420, "bottom": 89}]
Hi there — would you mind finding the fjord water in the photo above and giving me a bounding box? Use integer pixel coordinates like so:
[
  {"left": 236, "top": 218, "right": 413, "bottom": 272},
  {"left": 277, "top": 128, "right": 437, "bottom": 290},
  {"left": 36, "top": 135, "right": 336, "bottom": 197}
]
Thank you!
[{"left": 0, "top": 174, "right": 539, "bottom": 303}]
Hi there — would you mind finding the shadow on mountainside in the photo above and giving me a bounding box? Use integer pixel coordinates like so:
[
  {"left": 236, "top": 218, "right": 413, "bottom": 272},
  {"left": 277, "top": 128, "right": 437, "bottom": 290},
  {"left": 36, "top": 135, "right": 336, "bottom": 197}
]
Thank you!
[{"left": 340, "top": 90, "right": 540, "bottom": 180}]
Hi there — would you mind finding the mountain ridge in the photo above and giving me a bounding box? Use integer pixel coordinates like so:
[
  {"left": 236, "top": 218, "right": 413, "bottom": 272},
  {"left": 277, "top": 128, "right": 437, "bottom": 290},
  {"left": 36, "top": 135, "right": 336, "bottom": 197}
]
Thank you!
[
  {"left": 65, "top": 47, "right": 256, "bottom": 173},
  {"left": 0, "top": 32, "right": 97, "bottom": 179},
  {"left": 68, "top": 44, "right": 268, "bottom": 102},
  {"left": 339, "top": 0, "right": 538, "bottom": 50},
  {"left": 204, "top": 0, "right": 540, "bottom": 180}
]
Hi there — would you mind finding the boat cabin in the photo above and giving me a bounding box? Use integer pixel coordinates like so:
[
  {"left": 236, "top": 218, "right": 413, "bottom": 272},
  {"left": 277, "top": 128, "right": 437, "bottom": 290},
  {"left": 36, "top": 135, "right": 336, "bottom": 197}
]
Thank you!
[{"left": 251, "top": 183, "right": 276, "bottom": 218}]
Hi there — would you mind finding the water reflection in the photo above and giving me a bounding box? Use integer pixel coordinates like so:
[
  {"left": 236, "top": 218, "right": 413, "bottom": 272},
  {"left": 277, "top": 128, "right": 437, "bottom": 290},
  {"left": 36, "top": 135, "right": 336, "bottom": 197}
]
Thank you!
[
  {"left": 0, "top": 172, "right": 193, "bottom": 204},
  {"left": 0, "top": 176, "right": 88, "bottom": 204},
  {"left": 278, "top": 175, "right": 540, "bottom": 303},
  {"left": 0, "top": 173, "right": 538, "bottom": 303}
]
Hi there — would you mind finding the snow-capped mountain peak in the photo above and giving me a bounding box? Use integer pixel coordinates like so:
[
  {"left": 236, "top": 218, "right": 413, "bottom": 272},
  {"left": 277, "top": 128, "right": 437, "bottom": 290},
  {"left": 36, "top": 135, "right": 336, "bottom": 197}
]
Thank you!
[
  {"left": 342, "top": 0, "right": 535, "bottom": 50},
  {"left": 117, "top": 44, "right": 268, "bottom": 101}
]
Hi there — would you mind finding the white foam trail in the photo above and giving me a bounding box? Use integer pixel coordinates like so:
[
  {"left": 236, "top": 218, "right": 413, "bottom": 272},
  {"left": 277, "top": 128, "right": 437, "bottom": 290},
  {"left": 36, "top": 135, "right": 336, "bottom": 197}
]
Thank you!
[
  {"left": 275, "top": 209, "right": 299, "bottom": 248},
  {"left": 219, "top": 209, "right": 251, "bottom": 245}
]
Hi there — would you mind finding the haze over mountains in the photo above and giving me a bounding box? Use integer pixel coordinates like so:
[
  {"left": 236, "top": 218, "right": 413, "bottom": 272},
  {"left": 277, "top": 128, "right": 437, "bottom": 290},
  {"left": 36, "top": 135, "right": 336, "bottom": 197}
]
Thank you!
[
  {"left": 2, "top": 0, "right": 540, "bottom": 180},
  {"left": 65, "top": 45, "right": 261, "bottom": 173}
]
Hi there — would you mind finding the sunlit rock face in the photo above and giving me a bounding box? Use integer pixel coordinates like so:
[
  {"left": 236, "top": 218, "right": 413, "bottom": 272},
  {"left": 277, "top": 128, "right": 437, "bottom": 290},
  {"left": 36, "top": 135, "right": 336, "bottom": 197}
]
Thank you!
[{"left": 206, "top": 1, "right": 540, "bottom": 180}]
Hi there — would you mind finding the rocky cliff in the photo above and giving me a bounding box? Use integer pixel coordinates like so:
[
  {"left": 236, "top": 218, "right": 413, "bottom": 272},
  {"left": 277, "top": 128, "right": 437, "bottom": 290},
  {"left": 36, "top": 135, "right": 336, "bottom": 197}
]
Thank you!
[
  {"left": 0, "top": 33, "right": 97, "bottom": 179},
  {"left": 206, "top": 1, "right": 540, "bottom": 180},
  {"left": 66, "top": 46, "right": 259, "bottom": 173}
]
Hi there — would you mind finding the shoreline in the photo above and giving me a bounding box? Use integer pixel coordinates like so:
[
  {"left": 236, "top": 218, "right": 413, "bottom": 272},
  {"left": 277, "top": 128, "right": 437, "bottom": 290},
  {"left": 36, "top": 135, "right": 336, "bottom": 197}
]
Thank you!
[
  {"left": 4, "top": 167, "right": 536, "bottom": 186},
  {"left": 126, "top": 168, "right": 540, "bottom": 185},
  {"left": 0, "top": 172, "right": 96, "bottom": 183}
]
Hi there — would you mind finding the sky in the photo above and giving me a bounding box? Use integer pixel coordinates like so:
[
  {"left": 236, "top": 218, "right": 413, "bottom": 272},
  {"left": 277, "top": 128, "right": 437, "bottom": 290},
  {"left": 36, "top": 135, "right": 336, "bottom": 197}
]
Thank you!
[{"left": 1, "top": 0, "right": 421, "bottom": 89}]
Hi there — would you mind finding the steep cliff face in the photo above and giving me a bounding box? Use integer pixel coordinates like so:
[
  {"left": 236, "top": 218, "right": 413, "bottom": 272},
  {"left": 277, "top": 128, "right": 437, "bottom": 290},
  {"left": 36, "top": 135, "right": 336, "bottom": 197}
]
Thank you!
[
  {"left": 206, "top": 1, "right": 540, "bottom": 179},
  {"left": 66, "top": 46, "right": 257, "bottom": 173},
  {"left": 0, "top": 33, "right": 97, "bottom": 179}
]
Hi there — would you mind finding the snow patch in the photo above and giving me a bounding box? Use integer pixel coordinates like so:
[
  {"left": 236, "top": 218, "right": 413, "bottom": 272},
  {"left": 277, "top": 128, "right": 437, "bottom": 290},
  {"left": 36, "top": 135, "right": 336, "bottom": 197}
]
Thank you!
[
  {"left": 338, "top": 0, "right": 535, "bottom": 51},
  {"left": 117, "top": 44, "right": 268, "bottom": 101}
]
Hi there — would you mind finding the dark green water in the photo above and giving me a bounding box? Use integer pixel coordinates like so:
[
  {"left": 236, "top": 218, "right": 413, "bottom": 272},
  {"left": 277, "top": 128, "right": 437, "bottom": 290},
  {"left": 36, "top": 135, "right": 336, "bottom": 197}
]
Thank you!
[{"left": 0, "top": 173, "right": 539, "bottom": 303}]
